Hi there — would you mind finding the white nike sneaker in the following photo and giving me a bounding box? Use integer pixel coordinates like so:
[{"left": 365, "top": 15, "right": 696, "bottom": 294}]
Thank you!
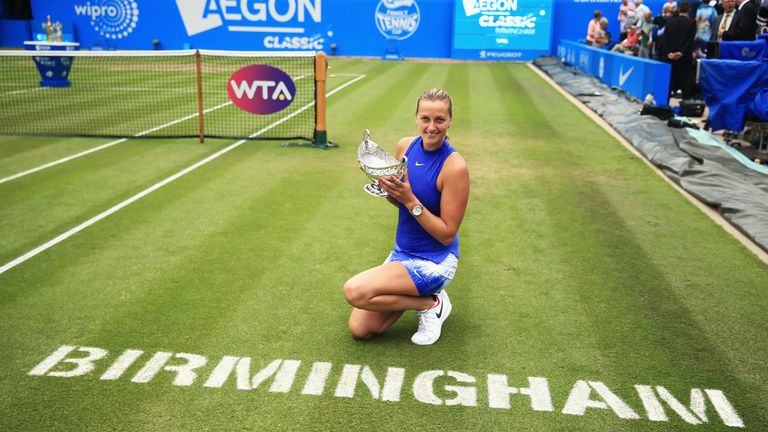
[{"left": 411, "top": 289, "right": 452, "bottom": 345}]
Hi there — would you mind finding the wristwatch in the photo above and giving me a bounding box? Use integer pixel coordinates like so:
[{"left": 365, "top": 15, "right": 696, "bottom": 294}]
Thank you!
[{"left": 410, "top": 204, "right": 423, "bottom": 217}]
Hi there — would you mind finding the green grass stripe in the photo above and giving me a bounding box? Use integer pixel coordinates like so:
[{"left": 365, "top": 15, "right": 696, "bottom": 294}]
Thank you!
[
  {"left": 0, "top": 60, "right": 766, "bottom": 431},
  {"left": 0, "top": 138, "right": 234, "bottom": 262}
]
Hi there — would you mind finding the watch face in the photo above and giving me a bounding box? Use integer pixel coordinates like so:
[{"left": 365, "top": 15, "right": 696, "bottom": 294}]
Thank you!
[{"left": 411, "top": 205, "right": 423, "bottom": 216}]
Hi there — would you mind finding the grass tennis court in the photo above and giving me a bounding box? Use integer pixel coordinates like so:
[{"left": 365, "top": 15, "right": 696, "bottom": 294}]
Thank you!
[{"left": 1, "top": 59, "right": 767, "bottom": 431}]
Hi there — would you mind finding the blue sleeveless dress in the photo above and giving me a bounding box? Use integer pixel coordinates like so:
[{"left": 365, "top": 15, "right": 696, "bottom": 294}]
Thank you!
[{"left": 393, "top": 136, "right": 460, "bottom": 263}]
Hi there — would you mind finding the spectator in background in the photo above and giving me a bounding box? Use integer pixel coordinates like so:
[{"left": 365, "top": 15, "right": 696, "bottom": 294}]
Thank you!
[
  {"left": 663, "top": 2, "right": 697, "bottom": 99},
  {"left": 586, "top": 10, "right": 603, "bottom": 45},
  {"left": 612, "top": 24, "right": 640, "bottom": 54},
  {"left": 636, "top": 0, "right": 652, "bottom": 19},
  {"left": 721, "top": 0, "right": 757, "bottom": 40},
  {"left": 695, "top": 0, "right": 717, "bottom": 54},
  {"left": 690, "top": 0, "right": 702, "bottom": 17},
  {"left": 652, "top": 3, "right": 676, "bottom": 59},
  {"left": 594, "top": 18, "right": 612, "bottom": 48},
  {"left": 757, "top": 0, "right": 768, "bottom": 33},
  {"left": 712, "top": 0, "right": 736, "bottom": 40},
  {"left": 638, "top": 11, "right": 654, "bottom": 57},
  {"left": 622, "top": 8, "right": 640, "bottom": 42},
  {"left": 618, "top": 0, "right": 637, "bottom": 41},
  {"left": 714, "top": 0, "right": 724, "bottom": 14},
  {"left": 664, "top": 0, "right": 680, "bottom": 14}
]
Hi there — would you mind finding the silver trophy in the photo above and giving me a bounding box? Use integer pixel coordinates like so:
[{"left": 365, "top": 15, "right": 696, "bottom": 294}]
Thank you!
[{"left": 358, "top": 129, "right": 407, "bottom": 197}]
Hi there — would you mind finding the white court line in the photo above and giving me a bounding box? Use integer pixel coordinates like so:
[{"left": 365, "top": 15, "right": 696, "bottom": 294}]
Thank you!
[
  {"left": 0, "top": 138, "right": 129, "bottom": 185},
  {"left": 0, "top": 75, "right": 309, "bottom": 185},
  {"left": 0, "top": 73, "right": 366, "bottom": 276},
  {"left": 2, "top": 87, "right": 195, "bottom": 96},
  {"left": 0, "top": 101, "right": 227, "bottom": 185},
  {"left": 2, "top": 87, "right": 49, "bottom": 96}
]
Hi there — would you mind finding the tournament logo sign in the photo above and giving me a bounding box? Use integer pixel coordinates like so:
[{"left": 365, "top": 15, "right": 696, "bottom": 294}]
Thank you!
[
  {"left": 227, "top": 65, "right": 296, "bottom": 115},
  {"left": 375, "top": 0, "right": 420, "bottom": 40},
  {"left": 74, "top": 0, "right": 140, "bottom": 40},
  {"left": 174, "top": 0, "right": 328, "bottom": 51}
]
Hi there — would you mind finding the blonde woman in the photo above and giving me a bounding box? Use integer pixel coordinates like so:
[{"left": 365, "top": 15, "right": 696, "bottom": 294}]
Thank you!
[{"left": 343, "top": 89, "right": 470, "bottom": 346}]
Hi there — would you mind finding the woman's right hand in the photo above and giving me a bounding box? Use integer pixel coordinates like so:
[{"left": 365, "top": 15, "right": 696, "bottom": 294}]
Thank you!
[{"left": 378, "top": 175, "right": 415, "bottom": 207}]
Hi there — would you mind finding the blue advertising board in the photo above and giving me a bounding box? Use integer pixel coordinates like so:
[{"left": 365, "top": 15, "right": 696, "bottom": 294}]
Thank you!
[
  {"left": 28, "top": 0, "right": 452, "bottom": 59},
  {"left": 558, "top": 39, "right": 670, "bottom": 105},
  {"left": 452, "top": 0, "right": 554, "bottom": 61},
  {"left": 21, "top": 0, "right": 674, "bottom": 62}
]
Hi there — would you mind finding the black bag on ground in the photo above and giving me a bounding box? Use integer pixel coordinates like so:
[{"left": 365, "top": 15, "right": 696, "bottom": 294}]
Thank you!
[
  {"left": 668, "top": 117, "right": 700, "bottom": 129},
  {"left": 680, "top": 99, "right": 706, "bottom": 117},
  {"left": 641, "top": 104, "right": 675, "bottom": 120}
]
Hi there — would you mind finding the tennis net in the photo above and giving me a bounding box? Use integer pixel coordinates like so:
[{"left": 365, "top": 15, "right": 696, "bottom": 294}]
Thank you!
[{"left": 0, "top": 49, "right": 328, "bottom": 143}]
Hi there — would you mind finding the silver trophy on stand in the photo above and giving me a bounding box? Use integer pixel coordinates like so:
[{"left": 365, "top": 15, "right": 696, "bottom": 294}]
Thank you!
[{"left": 358, "top": 129, "right": 408, "bottom": 197}]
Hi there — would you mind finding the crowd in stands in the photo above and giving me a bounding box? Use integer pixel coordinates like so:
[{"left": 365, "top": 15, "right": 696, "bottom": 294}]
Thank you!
[
  {"left": 586, "top": 0, "right": 765, "bottom": 56},
  {"left": 585, "top": 0, "right": 767, "bottom": 98}
]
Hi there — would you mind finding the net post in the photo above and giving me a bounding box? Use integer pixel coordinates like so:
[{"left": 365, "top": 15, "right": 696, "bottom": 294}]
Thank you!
[
  {"left": 195, "top": 50, "right": 204, "bottom": 143},
  {"left": 312, "top": 51, "right": 334, "bottom": 148}
]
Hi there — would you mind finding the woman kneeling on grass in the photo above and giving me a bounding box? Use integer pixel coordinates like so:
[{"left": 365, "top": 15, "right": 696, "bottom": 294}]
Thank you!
[{"left": 343, "top": 88, "right": 470, "bottom": 345}]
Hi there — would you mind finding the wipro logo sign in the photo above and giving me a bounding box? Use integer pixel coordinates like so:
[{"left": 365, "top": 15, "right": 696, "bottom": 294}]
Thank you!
[
  {"left": 227, "top": 65, "right": 296, "bottom": 115},
  {"left": 74, "top": 0, "right": 139, "bottom": 40}
]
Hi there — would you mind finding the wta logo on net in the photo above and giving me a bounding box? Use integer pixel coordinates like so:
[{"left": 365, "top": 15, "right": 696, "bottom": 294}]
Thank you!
[
  {"left": 227, "top": 65, "right": 296, "bottom": 115},
  {"left": 74, "top": 0, "right": 140, "bottom": 40}
]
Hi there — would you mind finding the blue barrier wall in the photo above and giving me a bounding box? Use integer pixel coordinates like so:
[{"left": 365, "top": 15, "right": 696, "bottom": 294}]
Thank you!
[
  {"left": 557, "top": 39, "right": 670, "bottom": 105},
  {"left": 0, "top": 19, "right": 32, "bottom": 46},
  {"left": 21, "top": 0, "right": 559, "bottom": 60}
]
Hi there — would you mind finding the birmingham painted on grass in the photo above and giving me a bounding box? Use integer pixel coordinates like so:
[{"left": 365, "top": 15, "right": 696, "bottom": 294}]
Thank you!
[{"left": 31, "top": 345, "right": 744, "bottom": 428}]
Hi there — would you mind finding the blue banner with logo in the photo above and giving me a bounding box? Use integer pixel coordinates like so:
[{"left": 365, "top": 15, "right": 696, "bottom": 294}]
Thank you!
[
  {"left": 558, "top": 39, "right": 670, "bottom": 105},
  {"left": 24, "top": 0, "right": 680, "bottom": 60},
  {"left": 452, "top": 0, "right": 554, "bottom": 61},
  {"left": 29, "top": 0, "right": 452, "bottom": 59},
  {"left": 718, "top": 40, "right": 768, "bottom": 61}
]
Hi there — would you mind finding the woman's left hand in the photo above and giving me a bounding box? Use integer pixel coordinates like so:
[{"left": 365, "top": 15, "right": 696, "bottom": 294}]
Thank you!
[{"left": 379, "top": 176, "right": 414, "bottom": 204}]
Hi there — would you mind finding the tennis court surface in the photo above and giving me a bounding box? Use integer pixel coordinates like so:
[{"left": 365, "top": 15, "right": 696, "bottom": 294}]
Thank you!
[{"left": 1, "top": 59, "right": 767, "bottom": 431}]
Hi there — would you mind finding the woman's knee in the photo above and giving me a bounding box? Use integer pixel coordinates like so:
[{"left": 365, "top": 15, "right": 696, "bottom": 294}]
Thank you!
[
  {"left": 348, "top": 310, "right": 402, "bottom": 340},
  {"left": 342, "top": 278, "right": 368, "bottom": 308},
  {"left": 348, "top": 317, "right": 375, "bottom": 340}
]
